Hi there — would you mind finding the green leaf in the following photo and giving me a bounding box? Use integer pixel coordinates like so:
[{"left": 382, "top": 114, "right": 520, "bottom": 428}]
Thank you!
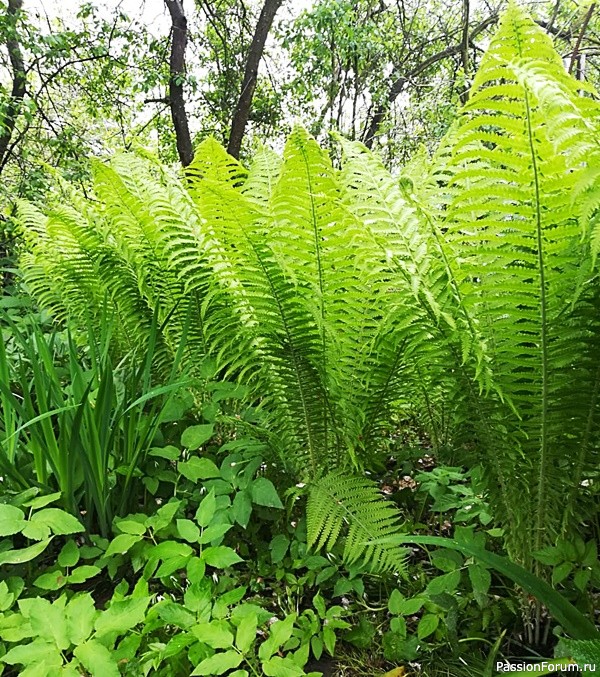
[
  {"left": 105, "top": 533, "right": 143, "bottom": 557},
  {"left": 181, "top": 424, "right": 214, "bottom": 449},
  {"left": 417, "top": 613, "right": 439, "bottom": 639},
  {"left": 232, "top": 491, "right": 252, "bottom": 528},
  {"left": 0, "top": 581, "right": 15, "bottom": 611},
  {"left": 270, "top": 535, "right": 289, "bottom": 564},
  {"left": 66, "top": 594, "right": 97, "bottom": 645},
  {"left": 191, "top": 621, "right": 234, "bottom": 649},
  {"left": 178, "top": 457, "right": 221, "bottom": 482},
  {"left": 177, "top": 519, "right": 201, "bottom": 543},
  {"left": 552, "top": 562, "right": 573, "bottom": 586},
  {"left": 202, "top": 546, "right": 243, "bottom": 568},
  {"left": 386, "top": 535, "right": 599, "bottom": 640},
  {"left": 74, "top": 639, "right": 120, "bottom": 677},
  {"left": 196, "top": 490, "right": 217, "bottom": 528},
  {"left": 149, "top": 445, "right": 180, "bottom": 460},
  {"left": 34, "top": 570, "right": 67, "bottom": 590},
  {"left": 30, "top": 509, "right": 83, "bottom": 535},
  {"left": 21, "top": 521, "right": 50, "bottom": 541},
  {"left": 258, "top": 614, "right": 297, "bottom": 661},
  {"left": 236, "top": 612, "right": 257, "bottom": 653},
  {"left": 94, "top": 597, "right": 151, "bottom": 639},
  {"left": 251, "top": 478, "right": 283, "bottom": 509},
  {"left": 396, "top": 597, "right": 425, "bottom": 616},
  {"left": 388, "top": 589, "right": 404, "bottom": 615},
  {"left": 19, "top": 597, "right": 70, "bottom": 649},
  {"left": 114, "top": 519, "right": 146, "bottom": 535},
  {"left": 68, "top": 565, "right": 101, "bottom": 584},
  {"left": 0, "top": 538, "right": 53, "bottom": 565},
  {"left": 262, "top": 656, "right": 306, "bottom": 677},
  {"left": 192, "top": 650, "right": 243, "bottom": 675},
  {"left": 58, "top": 540, "right": 80, "bottom": 567},
  {"left": 2, "top": 640, "right": 62, "bottom": 668},
  {"left": 426, "top": 570, "right": 461, "bottom": 596},
  {"left": 199, "top": 523, "right": 232, "bottom": 544},
  {"left": 468, "top": 563, "right": 491, "bottom": 606},
  {"left": 23, "top": 492, "right": 62, "bottom": 510},
  {"left": 0, "top": 504, "right": 26, "bottom": 536}
]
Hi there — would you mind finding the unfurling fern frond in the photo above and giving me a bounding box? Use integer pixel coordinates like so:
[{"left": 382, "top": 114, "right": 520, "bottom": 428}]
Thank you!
[{"left": 307, "top": 472, "right": 408, "bottom": 574}]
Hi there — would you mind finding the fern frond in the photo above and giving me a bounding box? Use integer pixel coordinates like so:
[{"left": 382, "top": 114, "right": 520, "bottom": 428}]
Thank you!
[{"left": 307, "top": 471, "right": 407, "bottom": 573}]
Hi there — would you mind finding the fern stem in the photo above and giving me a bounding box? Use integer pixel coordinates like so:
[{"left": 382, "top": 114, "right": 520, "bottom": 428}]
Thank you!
[{"left": 523, "top": 82, "right": 550, "bottom": 571}]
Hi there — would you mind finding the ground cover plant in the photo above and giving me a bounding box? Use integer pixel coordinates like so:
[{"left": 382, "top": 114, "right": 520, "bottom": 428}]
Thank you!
[{"left": 1, "top": 3, "right": 600, "bottom": 676}]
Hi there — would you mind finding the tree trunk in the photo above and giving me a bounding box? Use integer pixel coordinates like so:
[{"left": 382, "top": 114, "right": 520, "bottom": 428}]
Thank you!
[
  {"left": 227, "top": 0, "right": 283, "bottom": 159},
  {"left": 165, "top": 0, "right": 194, "bottom": 167},
  {"left": 0, "top": 0, "right": 27, "bottom": 173}
]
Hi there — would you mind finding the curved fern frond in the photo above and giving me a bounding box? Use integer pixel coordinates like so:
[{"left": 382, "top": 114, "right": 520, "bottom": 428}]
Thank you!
[{"left": 307, "top": 471, "right": 408, "bottom": 573}]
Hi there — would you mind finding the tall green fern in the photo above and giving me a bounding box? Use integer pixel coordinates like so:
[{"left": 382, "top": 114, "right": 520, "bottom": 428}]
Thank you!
[{"left": 14, "top": 4, "right": 600, "bottom": 576}]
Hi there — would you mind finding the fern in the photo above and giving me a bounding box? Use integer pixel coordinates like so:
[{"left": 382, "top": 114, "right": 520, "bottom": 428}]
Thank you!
[
  {"left": 437, "top": 3, "right": 600, "bottom": 567},
  {"left": 14, "top": 4, "right": 600, "bottom": 576},
  {"left": 307, "top": 472, "right": 408, "bottom": 573}
]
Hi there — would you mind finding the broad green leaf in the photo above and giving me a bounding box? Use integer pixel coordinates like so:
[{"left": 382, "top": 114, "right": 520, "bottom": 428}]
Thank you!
[
  {"left": 0, "top": 538, "right": 52, "bottom": 565},
  {"left": 199, "top": 523, "right": 232, "bottom": 544},
  {"left": 74, "top": 639, "right": 120, "bottom": 677},
  {"left": 30, "top": 509, "right": 83, "bottom": 535},
  {"left": 202, "top": 546, "right": 243, "bottom": 568},
  {"left": 191, "top": 649, "right": 242, "bottom": 675},
  {"left": 270, "top": 535, "right": 289, "bottom": 564},
  {"left": 177, "top": 519, "right": 201, "bottom": 543},
  {"left": 157, "top": 601, "right": 196, "bottom": 629},
  {"left": 262, "top": 656, "right": 306, "bottom": 676},
  {"left": 2, "top": 640, "right": 62, "bottom": 668},
  {"left": 178, "top": 457, "right": 221, "bottom": 482},
  {"left": 94, "top": 597, "right": 151, "bottom": 639},
  {"left": 21, "top": 521, "right": 50, "bottom": 541},
  {"left": 468, "top": 563, "right": 491, "bottom": 606},
  {"left": 195, "top": 490, "right": 216, "bottom": 528},
  {"left": 146, "top": 500, "right": 181, "bottom": 532},
  {"left": 235, "top": 612, "right": 257, "bottom": 653},
  {"left": 232, "top": 491, "right": 252, "bottom": 528},
  {"left": 395, "top": 597, "right": 425, "bottom": 616},
  {"left": 66, "top": 594, "right": 97, "bottom": 645},
  {"left": 149, "top": 540, "right": 193, "bottom": 560},
  {"left": 258, "top": 614, "right": 297, "bottom": 661},
  {"left": 114, "top": 519, "right": 146, "bottom": 535},
  {"left": 23, "top": 492, "right": 62, "bottom": 510},
  {"left": 34, "top": 571, "right": 67, "bottom": 591},
  {"left": 105, "top": 534, "right": 143, "bottom": 557},
  {"left": 19, "top": 597, "right": 70, "bottom": 650},
  {"left": 251, "top": 478, "right": 283, "bottom": 509},
  {"left": 181, "top": 424, "right": 214, "bottom": 449},
  {"left": 191, "top": 621, "right": 234, "bottom": 648},
  {"left": 0, "top": 504, "right": 26, "bottom": 536},
  {"left": 0, "top": 581, "right": 15, "bottom": 611},
  {"left": 426, "top": 570, "right": 461, "bottom": 596},
  {"left": 58, "top": 540, "right": 80, "bottom": 567},
  {"left": 68, "top": 565, "right": 101, "bottom": 584},
  {"left": 388, "top": 589, "right": 404, "bottom": 615},
  {"left": 417, "top": 613, "right": 439, "bottom": 639}
]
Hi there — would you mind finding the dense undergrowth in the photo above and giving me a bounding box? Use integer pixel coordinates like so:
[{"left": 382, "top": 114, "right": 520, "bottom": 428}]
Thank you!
[{"left": 1, "top": 4, "right": 600, "bottom": 676}]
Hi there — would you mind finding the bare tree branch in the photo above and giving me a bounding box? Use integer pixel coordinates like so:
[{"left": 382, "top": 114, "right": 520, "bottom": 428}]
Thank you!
[
  {"left": 227, "top": 0, "right": 283, "bottom": 159},
  {"left": 165, "top": 0, "right": 194, "bottom": 167},
  {"left": 569, "top": 2, "right": 596, "bottom": 75},
  {"left": 361, "top": 13, "right": 497, "bottom": 148},
  {"left": 0, "top": 0, "right": 27, "bottom": 173}
]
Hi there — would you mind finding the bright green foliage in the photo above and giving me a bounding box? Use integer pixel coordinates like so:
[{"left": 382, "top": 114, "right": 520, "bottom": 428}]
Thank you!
[
  {"left": 307, "top": 473, "right": 407, "bottom": 573},
  {"left": 429, "top": 2, "right": 600, "bottom": 568},
  {"left": 14, "top": 3, "right": 600, "bottom": 575},
  {"left": 0, "top": 315, "right": 187, "bottom": 535}
]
